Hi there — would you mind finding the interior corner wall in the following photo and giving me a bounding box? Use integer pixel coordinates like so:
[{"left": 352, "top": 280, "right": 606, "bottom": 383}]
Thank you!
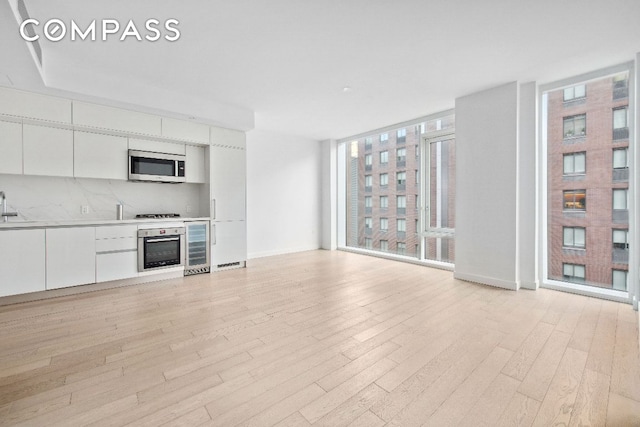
[
  {"left": 454, "top": 82, "right": 520, "bottom": 290},
  {"left": 246, "top": 129, "right": 322, "bottom": 259}
]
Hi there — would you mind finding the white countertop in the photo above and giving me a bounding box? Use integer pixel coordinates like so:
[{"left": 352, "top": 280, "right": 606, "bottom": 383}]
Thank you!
[{"left": 0, "top": 217, "right": 210, "bottom": 230}]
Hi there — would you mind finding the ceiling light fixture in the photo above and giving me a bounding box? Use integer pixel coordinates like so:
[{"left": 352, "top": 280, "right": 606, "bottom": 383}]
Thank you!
[{"left": 343, "top": 86, "right": 352, "bottom": 93}]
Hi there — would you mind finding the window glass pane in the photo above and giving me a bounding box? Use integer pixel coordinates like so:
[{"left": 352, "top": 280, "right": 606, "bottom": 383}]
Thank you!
[
  {"left": 574, "top": 153, "right": 585, "bottom": 173},
  {"left": 612, "top": 270, "right": 628, "bottom": 291},
  {"left": 545, "top": 70, "right": 631, "bottom": 291},
  {"left": 613, "top": 189, "right": 627, "bottom": 209},
  {"left": 613, "top": 149, "right": 627, "bottom": 168},
  {"left": 613, "top": 229, "right": 627, "bottom": 243}
]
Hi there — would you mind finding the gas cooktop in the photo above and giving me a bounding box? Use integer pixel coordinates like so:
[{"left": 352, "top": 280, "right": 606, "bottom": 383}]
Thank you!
[{"left": 135, "top": 213, "right": 181, "bottom": 219}]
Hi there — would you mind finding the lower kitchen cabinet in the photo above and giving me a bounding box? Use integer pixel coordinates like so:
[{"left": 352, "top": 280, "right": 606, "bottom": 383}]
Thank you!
[
  {"left": 46, "top": 227, "right": 96, "bottom": 290},
  {"left": 0, "top": 229, "right": 46, "bottom": 297},
  {"left": 211, "top": 220, "right": 246, "bottom": 267},
  {"left": 96, "top": 251, "right": 138, "bottom": 282}
]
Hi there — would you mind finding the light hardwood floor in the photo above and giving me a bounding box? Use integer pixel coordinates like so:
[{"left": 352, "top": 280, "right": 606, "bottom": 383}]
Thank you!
[{"left": 1, "top": 250, "right": 639, "bottom": 426}]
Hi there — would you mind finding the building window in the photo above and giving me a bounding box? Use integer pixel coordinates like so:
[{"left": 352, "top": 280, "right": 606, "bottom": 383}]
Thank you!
[
  {"left": 613, "top": 74, "right": 629, "bottom": 100},
  {"left": 364, "top": 196, "right": 372, "bottom": 208},
  {"left": 415, "top": 195, "right": 419, "bottom": 210},
  {"left": 397, "top": 242, "right": 406, "bottom": 254},
  {"left": 396, "top": 128, "right": 406, "bottom": 143},
  {"left": 613, "top": 229, "right": 629, "bottom": 250},
  {"left": 613, "top": 107, "right": 629, "bottom": 140},
  {"left": 613, "top": 148, "right": 628, "bottom": 169},
  {"left": 613, "top": 189, "right": 628, "bottom": 210},
  {"left": 397, "top": 219, "right": 406, "bottom": 232},
  {"left": 612, "top": 269, "right": 628, "bottom": 291},
  {"left": 379, "top": 173, "right": 388, "bottom": 186},
  {"left": 380, "top": 218, "right": 388, "bottom": 231},
  {"left": 563, "top": 84, "right": 586, "bottom": 101},
  {"left": 365, "top": 175, "right": 372, "bottom": 188},
  {"left": 563, "top": 263, "right": 586, "bottom": 284},
  {"left": 380, "top": 196, "right": 388, "bottom": 208},
  {"left": 364, "top": 137, "right": 373, "bottom": 150},
  {"left": 397, "top": 195, "right": 406, "bottom": 209},
  {"left": 415, "top": 145, "right": 420, "bottom": 158},
  {"left": 415, "top": 218, "right": 419, "bottom": 233},
  {"left": 380, "top": 150, "right": 389, "bottom": 164},
  {"left": 563, "top": 114, "right": 586, "bottom": 138},
  {"left": 364, "top": 238, "right": 372, "bottom": 249},
  {"left": 415, "top": 170, "right": 419, "bottom": 184},
  {"left": 563, "top": 227, "right": 585, "bottom": 249},
  {"left": 396, "top": 171, "right": 406, "bottom": 185},
  {"left": 380, "top": 240, "right": 388, "bottom": 251},
  {"left": 380, "top": 133, "right": 388, "bottom": 143},
  {"left": 396, "top": 148, "right": 406, "bottom": 163},
  {"left": 364, "top": 217, "right": 372, "bottom": 229},
  {"left": 365, "top": 154, "right": 372, "bottom": 166},
  {"left": 563, "top": 152, "right": 586, "bottom": 175},
  {"left": 563, "top": 190, "right": 586, "bottom": 210}
]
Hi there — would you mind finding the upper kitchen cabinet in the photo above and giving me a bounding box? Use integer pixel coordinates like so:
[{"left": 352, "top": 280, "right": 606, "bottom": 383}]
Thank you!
[
  {"left": 210, "top": 126, "right": 246, "bottom": 149},
  {"left": 0, "top": 87, "right": 72, "bottom": 124},
  {"left": 185, "top": 145, "right": 206, "bottom": 183},
  {"left": 74, "top": 131, "right": 128, "bottom": 180},
  {"left": 0, "top": 120, "right": 23, "bottom": 175},
  {"left": 129, "top": 138, "right": 185, "bottom": 155},
  {"left": 162, "top": 118, "right": 209, "bottom": 144},
  {"left": 73, "top": 101, "right": 162, "bottom": 137},
  {"left": 23, "top": 124, "right": 74, "bottom": 177}
]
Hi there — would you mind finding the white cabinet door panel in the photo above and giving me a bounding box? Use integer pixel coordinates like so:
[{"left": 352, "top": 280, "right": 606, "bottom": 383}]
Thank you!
[
  {"left": 46, "top": 227, "right": 96, "bottom": 290},
  {"left": 0, "top": 121, "right": 23, "bottom": 175},
  {"left": 129, "top": 138, "right": 185, "bottom": 155},
  {"left": 0, "top": 87, "right": 72, "bottom": 123},
  {"left": 211, "top": 221, "right": 246, "bottom": 266},
  {"left": 74, "top": 131, "right": 128, "bottom": 180},
  {"left": 73, "top": 102, "right": 161, "bottom": 136},
  {"left": 186, "top": 145, "right": 206, "bottom": 183},
  {"left": 210, "top": 126, "right": 246, "bottom": 149},
  {"left": 95, "top": 225, "right": 137, "bottom": 240},
  {"left": 210, "top": 146, "right": 246, "bottom": 221},
  {"left": 23, "top": 125, "right": 74, "bottom": 177},
  {"left": 162, "top": 118, "right": 209, "bottom": 144},
  {"left": 0, "top": 229, "right": 46, "bottom": 297},
  {"left": 96, "top": 251, "right": 138, "bottom": 282}
]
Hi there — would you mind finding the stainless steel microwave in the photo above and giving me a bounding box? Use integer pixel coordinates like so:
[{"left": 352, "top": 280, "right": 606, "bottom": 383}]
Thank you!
[{"left": 128, "top": 149, "right": 186, "bottom": 183}]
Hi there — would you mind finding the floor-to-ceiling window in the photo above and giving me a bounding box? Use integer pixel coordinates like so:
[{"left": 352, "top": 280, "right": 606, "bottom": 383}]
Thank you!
[
  {"left": 541, "top": 63, "right": 634, "bottom": 299},
  {"left": 340, "top": 111, "right": 455, "bottom": 267}
]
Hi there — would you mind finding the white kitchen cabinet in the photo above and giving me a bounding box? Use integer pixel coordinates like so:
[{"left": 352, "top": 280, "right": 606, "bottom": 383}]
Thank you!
[
  {"left": 210, "top": 126, "right": 246, "bottom": 149},
  {"left": 210, "top": 144, "right": 246, "bottom": 221},
  {"left": 0, "top": 229, "right": 46, "bottom": 297},
  {"left": 74, "top": 131, "right": 128, "bottom": 180},
  {"left": 0, "top": 120, "right": 23, "bottom": 175},
  {"left": 95, "top": 224, "right": 138, "bottom": 283},
  {"left": 129, "top": 138, "right": 185, "bottom": 155},
  {"left": 162, "top": 118, "right": 209, "bottom": 144},
  {"left": 23, "top": 124, "right": 74, "bottom": 177},
  {"left": 73, "top": 101, "right": 162, "bottom": 136},
  {"left": 211, "top": 220, "right": 246, "bottom": 267},
  {"left": 46, "top": 227, "right": 96, "bottom": 290},
  {"left": 0, "top": 86, "right": 72, "bottom": 123},
  {"left": 185, "top": 145, "right": 206, "bottom": 183}
]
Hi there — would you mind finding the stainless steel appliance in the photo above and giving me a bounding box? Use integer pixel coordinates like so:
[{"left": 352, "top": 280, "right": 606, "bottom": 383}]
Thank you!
[
  {"left": 185, "top": 221, "right": 210, "bottom": 275},
  {"left": 129, "top": 150, "right": 186, "bottom": 183},
  {"left": 137, "top": 225, "right": 186, "bottom": 272}
]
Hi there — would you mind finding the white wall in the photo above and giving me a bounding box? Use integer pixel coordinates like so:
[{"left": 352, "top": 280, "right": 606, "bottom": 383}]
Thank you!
[
  {"left": 0, "top": 174, "right": 202, "bottom": 221},
  {"left": 246, "top": 129, "right": 322, "bottom": 258},
  {"left": 454, "top": 82, "right": 520, "bottom": 290}
]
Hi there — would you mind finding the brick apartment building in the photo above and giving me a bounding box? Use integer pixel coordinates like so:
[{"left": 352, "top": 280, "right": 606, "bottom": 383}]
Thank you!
[
  {"left": 347, "top": 115, "right": 456, "bottom": 262},
  {"left": 547, "top": 73, "right": 630, "bottom": 290}
]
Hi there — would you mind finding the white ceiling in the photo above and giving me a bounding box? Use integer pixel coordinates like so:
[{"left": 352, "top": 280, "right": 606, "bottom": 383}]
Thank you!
[{"left": 1, "top": 0, "right": 639, "bottom": 141}]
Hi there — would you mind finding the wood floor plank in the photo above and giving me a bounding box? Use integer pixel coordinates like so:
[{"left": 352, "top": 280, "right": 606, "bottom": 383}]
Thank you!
[{"left": 0, "top": 250, "right": 637, "bottom": 426}]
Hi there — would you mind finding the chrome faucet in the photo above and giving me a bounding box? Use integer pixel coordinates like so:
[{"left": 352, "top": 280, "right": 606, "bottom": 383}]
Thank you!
[{"left": 0, "top": 191, "right": 18, "bottom": 222}]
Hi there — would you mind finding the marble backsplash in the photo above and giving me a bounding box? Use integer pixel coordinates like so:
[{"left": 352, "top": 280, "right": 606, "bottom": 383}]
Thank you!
[{"left": 0, "top": 174, "right": 204, "bottom": 221}]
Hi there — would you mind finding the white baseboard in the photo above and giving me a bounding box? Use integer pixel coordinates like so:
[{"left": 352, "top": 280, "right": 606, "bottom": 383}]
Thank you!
[
  {"left": 454, "top": 271, "right": 518, "bottom": 290},
  {"left": 247, "top": 245, "right": 321, "bottom": 260}
]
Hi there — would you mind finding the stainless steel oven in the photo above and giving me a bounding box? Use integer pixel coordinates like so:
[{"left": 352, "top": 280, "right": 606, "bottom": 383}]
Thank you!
[{"left": 137, "top": 226, "right": 185, "bottom": 272}]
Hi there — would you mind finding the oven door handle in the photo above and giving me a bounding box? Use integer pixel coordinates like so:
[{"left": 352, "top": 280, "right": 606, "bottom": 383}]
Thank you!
[{"left": 146, "top": 237, "right": 181, "bottom": 243}]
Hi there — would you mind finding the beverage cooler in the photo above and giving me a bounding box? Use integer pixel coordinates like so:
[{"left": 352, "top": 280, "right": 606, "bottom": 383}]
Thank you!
[{"left": 185, "top": 221, "right": 210, "bottom": 275}]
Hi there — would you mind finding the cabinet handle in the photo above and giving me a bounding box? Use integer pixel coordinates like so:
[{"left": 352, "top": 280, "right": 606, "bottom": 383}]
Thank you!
[
  {"left": 212, "top": 199, "right": 216, "bottom": 220},
  {"left": 212, "top": 224, "right": 216, "bottom": 245}
]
